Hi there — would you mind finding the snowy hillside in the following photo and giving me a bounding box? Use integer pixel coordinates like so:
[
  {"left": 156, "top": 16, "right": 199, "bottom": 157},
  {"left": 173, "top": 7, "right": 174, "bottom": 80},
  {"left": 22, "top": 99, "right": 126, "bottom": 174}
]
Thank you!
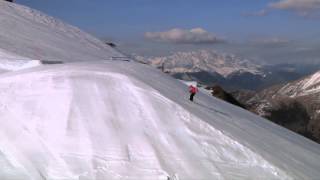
[
  {"left": 0, "top": 48, "right": 41, "bottom": 72},
  {"left": 0, "top": 1, "right": 123, "bottom": 62},
  {"left": 1, "top": 62, "right": 320, "bottom": 180},
  {"left": 134, "top": 50, "right": 263, "bottom": 77},
  {"left": 0, "top": 1, "right": 320, "bottom": 180}
]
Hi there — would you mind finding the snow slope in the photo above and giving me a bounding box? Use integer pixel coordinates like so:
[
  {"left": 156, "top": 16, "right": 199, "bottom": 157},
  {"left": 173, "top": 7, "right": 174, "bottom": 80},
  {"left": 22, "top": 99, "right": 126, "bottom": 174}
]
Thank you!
[
  {"left": 0, "top": 1, "right": 123, "bottom": 62},
  {"left": 0, "top": 48, "right": 41, "bottom": 72},
  {"left": 0, "top": 61, "right": 320, "bottom": 180}
]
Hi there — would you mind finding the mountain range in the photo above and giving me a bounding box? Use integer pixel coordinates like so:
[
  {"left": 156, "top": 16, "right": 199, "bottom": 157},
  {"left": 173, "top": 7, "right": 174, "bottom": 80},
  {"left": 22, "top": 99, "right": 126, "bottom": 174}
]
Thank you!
[
  {"left": 135, "top": 50, "right": 262, "bottom": 77},
  {"left": 135, "top": 50, "right": 320, "bottom": 90}
]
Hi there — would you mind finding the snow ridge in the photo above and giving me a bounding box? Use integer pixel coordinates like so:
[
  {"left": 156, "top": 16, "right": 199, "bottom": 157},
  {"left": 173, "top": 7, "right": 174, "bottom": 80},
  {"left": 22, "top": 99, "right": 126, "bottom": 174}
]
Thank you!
[{"left": 0, "top": 48, "right": 41, "bottom": 72}]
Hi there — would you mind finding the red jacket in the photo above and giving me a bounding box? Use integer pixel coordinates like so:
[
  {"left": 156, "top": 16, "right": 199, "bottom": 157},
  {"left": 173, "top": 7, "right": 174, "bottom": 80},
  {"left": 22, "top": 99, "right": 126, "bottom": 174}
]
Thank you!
[{"left": 189, "top": 85, "right": 198, "bottom": 94}]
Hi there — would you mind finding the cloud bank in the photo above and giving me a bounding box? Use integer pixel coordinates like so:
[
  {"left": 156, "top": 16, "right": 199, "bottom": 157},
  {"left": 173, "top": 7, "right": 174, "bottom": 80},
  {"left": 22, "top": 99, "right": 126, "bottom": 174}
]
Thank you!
[
  {"left": 244, "top": 0, "right": 320, "bottom": 18},
  {"left": 270, "top": 0, "right": 320, "bottom": 17},
  {"left": 145, "top": 28, "right": 224, "bottom": 44}
]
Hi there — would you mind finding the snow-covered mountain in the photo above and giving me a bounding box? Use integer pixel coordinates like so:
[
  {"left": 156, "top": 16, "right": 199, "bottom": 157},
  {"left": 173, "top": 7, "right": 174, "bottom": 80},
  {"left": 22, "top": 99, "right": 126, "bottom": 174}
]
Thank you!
[
  {"left": 135, "top": 50, "right": 263, "bottom": 77},
  {"left": 233, "top": 70, "right": 320, "bottom": 143},
  {"left": 278, "top": 71, "right": 320, "bottom": 97},
  {"left": 1, "top": 1, "right": 320, "bottom": 179},
  {"left": 245, "top": 70, "right": 320, "bottom": 108}
]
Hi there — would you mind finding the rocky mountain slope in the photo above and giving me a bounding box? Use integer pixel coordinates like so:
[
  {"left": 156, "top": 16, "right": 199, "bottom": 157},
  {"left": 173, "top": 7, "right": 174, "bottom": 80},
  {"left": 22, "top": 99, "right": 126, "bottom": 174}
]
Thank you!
[
  {"left": 233, "top": 71, "right": 320, "bottom": 142},
  {"left": 206, "top": 85, "right": 246, "bottom": 109}
]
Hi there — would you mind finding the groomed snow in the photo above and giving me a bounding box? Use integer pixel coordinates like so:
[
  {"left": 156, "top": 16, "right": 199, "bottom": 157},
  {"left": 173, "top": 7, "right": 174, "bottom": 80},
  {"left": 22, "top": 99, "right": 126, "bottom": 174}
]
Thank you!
[{"left": 0, "top": 61, "right": 320, "bottom": 180}]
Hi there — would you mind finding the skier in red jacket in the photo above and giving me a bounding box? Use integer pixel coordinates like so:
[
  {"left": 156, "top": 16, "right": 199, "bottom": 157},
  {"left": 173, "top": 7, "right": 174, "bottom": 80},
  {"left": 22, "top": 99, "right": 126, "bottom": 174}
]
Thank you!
[{"left": 189, "top": 85, "right": 198, "bottom": 102}]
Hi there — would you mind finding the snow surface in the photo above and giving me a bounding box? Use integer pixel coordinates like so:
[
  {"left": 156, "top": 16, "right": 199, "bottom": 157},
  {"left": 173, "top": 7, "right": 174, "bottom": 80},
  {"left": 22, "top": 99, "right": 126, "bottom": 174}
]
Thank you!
[
  {"left": 0, "top": 1, "right": 123, "bottom": 62},
  {"left": 0, "top": 48, "right": 41, "bottom": 72},
  {"left": 0, "top": 61, "right": 320, "bottom": 180}
]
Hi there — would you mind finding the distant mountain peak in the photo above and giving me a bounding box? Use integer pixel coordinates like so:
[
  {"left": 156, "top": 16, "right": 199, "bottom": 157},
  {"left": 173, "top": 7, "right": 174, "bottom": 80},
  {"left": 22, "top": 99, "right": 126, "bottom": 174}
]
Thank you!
[
  {"left": 279, "top": 70, "right": 320, "bottom": 97},
  {"left": 134, "top": 49, "right": 263, "bottom": 77}
]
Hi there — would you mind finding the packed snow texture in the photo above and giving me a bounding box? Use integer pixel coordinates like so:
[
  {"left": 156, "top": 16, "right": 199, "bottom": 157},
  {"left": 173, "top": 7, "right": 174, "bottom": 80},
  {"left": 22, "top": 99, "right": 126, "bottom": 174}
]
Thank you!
[
  {"left": 0, "top": 62, "right": 320, "bottom": 180},
  {"left": 0, "top": 48, "right": 31, "bottom": 61},
  {"left": 0, "top": 48, "right": 41, "bottom": 72},
  {"left": 0, "top": 1, "right": 123, "bottom": 62}
]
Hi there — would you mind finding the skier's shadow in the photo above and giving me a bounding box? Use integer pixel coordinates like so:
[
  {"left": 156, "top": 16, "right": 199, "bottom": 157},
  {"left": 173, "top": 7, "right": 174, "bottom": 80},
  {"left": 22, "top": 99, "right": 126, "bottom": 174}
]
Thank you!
[{"left": 194, "top": 102, "right": 230, "bottom": 117}]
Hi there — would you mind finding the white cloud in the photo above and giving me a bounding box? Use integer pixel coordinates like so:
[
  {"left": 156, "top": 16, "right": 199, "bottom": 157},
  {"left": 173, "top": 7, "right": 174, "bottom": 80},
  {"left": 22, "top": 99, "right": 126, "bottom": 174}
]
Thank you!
[
  {"left": 269, "top": 0, "right": 320, "bottom": 17},
  {"left": 145, "top": 28, "right": 224, "bottom": 44}
]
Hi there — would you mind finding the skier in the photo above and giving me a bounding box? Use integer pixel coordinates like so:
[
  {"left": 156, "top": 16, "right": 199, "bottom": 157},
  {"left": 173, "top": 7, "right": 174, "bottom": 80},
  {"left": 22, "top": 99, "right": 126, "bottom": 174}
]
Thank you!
[{"left": 189, "top": 85, "right": 198, "bottom": 102}]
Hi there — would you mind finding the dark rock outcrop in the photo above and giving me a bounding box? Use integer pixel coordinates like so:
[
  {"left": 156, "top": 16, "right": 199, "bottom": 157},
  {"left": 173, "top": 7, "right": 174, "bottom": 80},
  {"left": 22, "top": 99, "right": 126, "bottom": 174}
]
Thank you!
[{"left": 206, "top": 85, "right": 246, "bottom": 109}]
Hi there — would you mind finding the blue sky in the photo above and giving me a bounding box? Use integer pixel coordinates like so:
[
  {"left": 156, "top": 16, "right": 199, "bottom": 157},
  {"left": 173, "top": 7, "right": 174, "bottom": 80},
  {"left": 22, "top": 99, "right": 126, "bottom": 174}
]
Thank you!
[{"left": 15, "top": 0, "right": 320, "bottom": 64}]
